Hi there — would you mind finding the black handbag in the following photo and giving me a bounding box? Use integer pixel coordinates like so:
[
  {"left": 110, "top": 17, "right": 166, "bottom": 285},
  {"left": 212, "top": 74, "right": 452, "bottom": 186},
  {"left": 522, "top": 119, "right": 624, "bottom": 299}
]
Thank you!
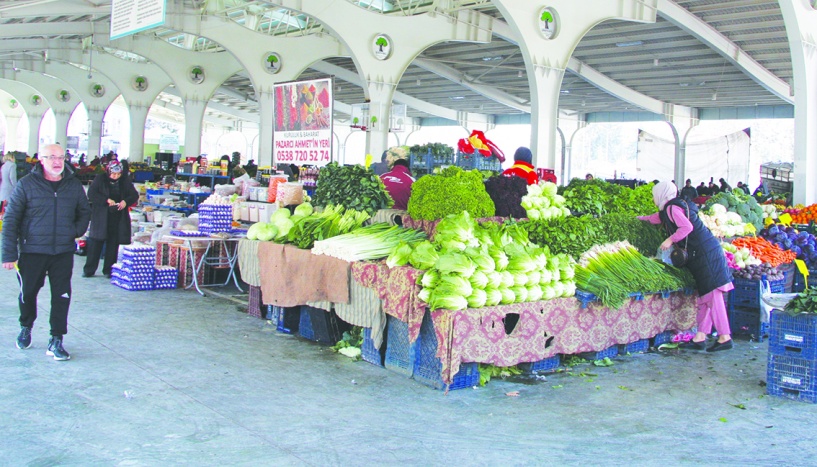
[{"left": 670, "top": 203, "right": 690, "bottom": 268}]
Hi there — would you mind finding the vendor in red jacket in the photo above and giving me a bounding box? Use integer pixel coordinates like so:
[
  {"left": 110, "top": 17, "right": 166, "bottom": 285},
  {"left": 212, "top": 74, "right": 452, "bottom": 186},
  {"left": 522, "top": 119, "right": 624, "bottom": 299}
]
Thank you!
[
  {"left": 379, "top": 159, "right": 415, "bottom": 210},
  {"left": 502, "top": 147, "right": 539, "bottom": 185}
]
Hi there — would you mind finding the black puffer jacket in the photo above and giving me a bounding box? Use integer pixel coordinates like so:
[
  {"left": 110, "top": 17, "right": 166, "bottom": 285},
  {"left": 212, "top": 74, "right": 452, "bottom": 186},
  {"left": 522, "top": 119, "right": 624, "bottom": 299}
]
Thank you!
[
  {"left": 1, "top": 164, "right": 91, "bottom": 262},
  {"left": 660, "top": 197, "right": 732, "bottom": 296}
]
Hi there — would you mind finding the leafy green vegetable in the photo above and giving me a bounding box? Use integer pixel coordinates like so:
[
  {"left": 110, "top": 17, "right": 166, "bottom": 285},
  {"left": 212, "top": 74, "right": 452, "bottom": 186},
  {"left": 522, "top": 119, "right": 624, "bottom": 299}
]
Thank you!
[
  {"left": 407, "top": 166, "right": 495, "bottom": 220},
  {"left": 313, "top": 162, "right": 393, "bottom": 215},
  {"left": 477, "top": 363, "right": 522, "bottom": 386}
]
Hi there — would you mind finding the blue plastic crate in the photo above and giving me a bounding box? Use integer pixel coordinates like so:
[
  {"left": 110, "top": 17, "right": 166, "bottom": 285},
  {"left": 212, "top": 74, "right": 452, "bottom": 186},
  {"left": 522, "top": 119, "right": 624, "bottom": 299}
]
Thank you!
[
  {"left": 299, "top": 308, "right": 315, "bottom": 341},
  {"left": 575, "top": 290, "right": 643, "bottom": 309},
  {"left": 730, "top": 277, "right": 786, "bottom": 309},
  {"left": 384, "top": 315, "right": 416, "bottom": 377},
  {"left": 767, "top": 354, "right": 817, "bottom": 403},
  {"left": 729, "top": 305, "right": 769, "bottom": 342},
  {"left": 619, "top": 338, "right": 650, "bottom": 354},
  {"left": 455, "top": 153, "right": 501, "bottom": 172},
  {"left": 518, "top": 355, "right": 561, "bottom": 374},
  {"left": 361, "top": 327, "right": 384, "bottom": 367},
  {"left": 793, "top": 269, "right": 817, "bottom": 293},
  {"left": 413, "top": 312, "right": 480, "bottom": 390},
  {"left": 574, "top": 344, "right": 619, "bottom": 362},
  {"left": 651, "top": 331, "right": 674, "bottom": 347},
  {"left": 769, "top": 310, "right": 817, "bottom": 360},
  {"left": 275, "top": 306, "right": 301, "bottom": 334}
]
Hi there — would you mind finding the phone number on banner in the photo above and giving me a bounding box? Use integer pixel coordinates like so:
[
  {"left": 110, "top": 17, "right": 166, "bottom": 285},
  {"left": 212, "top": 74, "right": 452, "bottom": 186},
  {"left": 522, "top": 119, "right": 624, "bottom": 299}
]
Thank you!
[{"left": 276, "top": 149, "right": 331, "bottom": 163}]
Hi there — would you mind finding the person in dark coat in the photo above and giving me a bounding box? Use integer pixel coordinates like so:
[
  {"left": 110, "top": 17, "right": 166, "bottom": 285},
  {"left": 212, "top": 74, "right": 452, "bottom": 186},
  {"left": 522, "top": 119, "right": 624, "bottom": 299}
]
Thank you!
[
  {"left": 719, "top": 178, "right": 732, "bottom": 193},
  {"left": 679, "top": 179, "right": 698, "bottom": 201},
  {"left": 83, "top": 161, "right": 139, "bottom": 278},
  {"left": 638, "top": 182, "right": 734, "bottom": 352},
  {"left": 2, "top": 144, "right": 91, "bottom": 360},
  {"left": 696, "top": 182, "right": 709, "bottom": 196}
]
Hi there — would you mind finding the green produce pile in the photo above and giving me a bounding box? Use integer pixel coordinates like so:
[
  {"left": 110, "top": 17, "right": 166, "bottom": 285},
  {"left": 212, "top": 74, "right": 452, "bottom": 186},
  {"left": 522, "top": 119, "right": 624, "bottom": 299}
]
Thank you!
[
  {"left": 704, "top": 190, "right": 764, "bottom": 230},
  {"left": 246, "top": 204, "right": 370, "bottom": 249},
  {"left": 559, "top": 179, "right": 657, "bottom": 217},
  {"left": 523, "top": 212, "right": 665, "bottom": 259},
  {"left": 312, "top": 162, "right": 393, "bottom": 215},
  {"left": 575, "top": 241, "right": 687, "bottom": 309},
  {"left": 312, "top": 223, "right": 427, "bottom": 262},
  {"left": 397, "top": 211, "right": 576, "bottom": 311},
  {"left": 406, "top": 166, "right": 495, "bottom": 221},
  {"left": 784, "top": 287, "right": 817, "bottom": 316},
  {"left": 520, "top": 181, "right": 571, "bottom": 221}
]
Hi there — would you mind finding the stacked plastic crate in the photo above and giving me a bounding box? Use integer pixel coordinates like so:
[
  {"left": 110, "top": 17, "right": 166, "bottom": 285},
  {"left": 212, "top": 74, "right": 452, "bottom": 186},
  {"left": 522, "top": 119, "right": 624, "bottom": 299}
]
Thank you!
[
  {"left": 111, "top": 245, "right": 156, "bottom": 291},
  {"left": 767, "top": 310, "right": 817, "bottom": 403},
  {"left": 728, "top": 275, "right": 786, "bottom": 342},
  {"left": 197, "top": 204, "right": 233, "bottom": 234}
]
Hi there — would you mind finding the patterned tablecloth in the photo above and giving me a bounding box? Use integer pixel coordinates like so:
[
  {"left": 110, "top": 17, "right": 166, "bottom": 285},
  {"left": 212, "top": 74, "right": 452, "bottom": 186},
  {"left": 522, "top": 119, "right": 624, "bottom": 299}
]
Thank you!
[
  {"left": 430, "top": 293, "right": 698, "bottom": 385},
  {"left": 351, "top": 261, "right": 426, "bottom": 343}
]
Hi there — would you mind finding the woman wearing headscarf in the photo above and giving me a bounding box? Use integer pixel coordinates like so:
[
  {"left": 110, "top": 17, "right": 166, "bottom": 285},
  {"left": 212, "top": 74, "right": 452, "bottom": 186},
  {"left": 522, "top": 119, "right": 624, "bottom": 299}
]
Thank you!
[
  {"left": 0, "top": 152, "right": 18, "bottom": 213},
  {"left": 83, "top": 161, "right": 139, "bottom": 278},
  {"left": 638, "top": 181, "right": 734, "bottom": 352}
]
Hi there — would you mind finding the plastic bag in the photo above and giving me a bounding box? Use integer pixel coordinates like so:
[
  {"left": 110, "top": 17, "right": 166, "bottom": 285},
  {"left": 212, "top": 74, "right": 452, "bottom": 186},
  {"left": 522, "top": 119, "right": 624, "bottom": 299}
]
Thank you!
[
  {"left": 760, "top": 278, "right": 798, "bottom": 322},
  {"left": 658, "top": 247, "right": 673, "bottom": 266}
]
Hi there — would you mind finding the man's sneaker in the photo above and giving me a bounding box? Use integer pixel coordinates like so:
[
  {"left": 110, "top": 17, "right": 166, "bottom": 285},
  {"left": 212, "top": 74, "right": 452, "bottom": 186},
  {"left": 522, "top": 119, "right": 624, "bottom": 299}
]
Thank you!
[
  {"left": 16, "top": 326, "right": 32, "bottom": 350},
  {"left": 46, "top": 336, "right": 70, "bottom": 361}
]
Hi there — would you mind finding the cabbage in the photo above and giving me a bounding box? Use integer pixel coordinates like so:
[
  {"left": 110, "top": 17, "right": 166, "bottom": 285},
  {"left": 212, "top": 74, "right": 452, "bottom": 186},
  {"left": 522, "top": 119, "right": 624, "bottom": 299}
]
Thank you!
[
  {"left": 487, "top": 271, "right": 503, "bottom": 288},
  {"left": 257, "top": 224, "right": 278, "bottom": 241},
  {"left": 485, "top": 288, "right": 502, "bottom": 306},
  {"left": 469, "top": 271, "right": 489, "bottom": 290},
  {"left": 272, "top": 217, "right": 294, "bottom": 240},
  {"left": 489, "top": 247, "right": 509, "bottom": 271},
  {"left": 429, "top": 292, "right": 468, "bottom": 311},
  {"left": 539, "top": 269, "right": 553, "bottom": 285},
  {"left": 561, "top": 267, "right": 575, "bottom": 280},
  {"left": 508, "top": 254, "right": 537, "bottom": 273},
  {"left": 435, "top": 252, "right": 476, "bottom": 277},
  {"left": 294, "top": 202, "right": 313, "bottom": 217},
  {"left": 439, "top": 274, "right": 473, "bottom": 298},
  {"left": 472, "top": 254, "right": 496, "bottom": 273},
  {"left": 527, "top": 270, "right": 541, "bottom": 285},
  {"left": 435, "top": 212, "right": 476, "bottom": 243},
  {"left": 563, "top": 281, "right": 576, "bottom": 297},
  {"left": 551, "top": 269, "right": 561, "bottom": 282},
  {"left": 246, "top": 222, "right": 263, "bottom": 240},
  {"left": 500, "top": 271, "right": 515, "bottom": 288},
  {"left": 527, "top": 284, "right": 543, "bottom": 302},
  {"left": 511, "top": 286, "right": 528, "bottom": 303},
  {"left": 271, "top": 208, "right": 291, "bottom": 221},
  {"left": 551, "top": 281, "right": 564, "bottom": 297},
  {"left": 409, "top": 241, "right": 439, "bottom": 270},
  {"left": 500, "top": 287, "right": 516, "bottom": 304},
  {"left": 420, "top": 269, "right": 440, "bottom": 288},
  {"left": 542, "top": 285, "right": 556, "bottom": 300},
  {"left": 467, "top": 289, "right": 488, "bottom": 309},
  {"left": 386, "top": 242, "right": 413, "bottom": 268},
  {"left": 440, "top": 239, "right": 467, "bottom": 251},
  {"left": 513, "top": 272, "right": 529, "bottom": 287},
  {"left": 418, "top": 288, "right": 431, "bottom": 303}
]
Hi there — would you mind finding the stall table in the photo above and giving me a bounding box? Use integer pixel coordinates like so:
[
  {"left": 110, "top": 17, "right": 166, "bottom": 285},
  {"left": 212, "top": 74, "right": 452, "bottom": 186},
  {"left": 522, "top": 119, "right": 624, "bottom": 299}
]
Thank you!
[{"left": 168, "top": 235, "right": 243, "bottom": 296}]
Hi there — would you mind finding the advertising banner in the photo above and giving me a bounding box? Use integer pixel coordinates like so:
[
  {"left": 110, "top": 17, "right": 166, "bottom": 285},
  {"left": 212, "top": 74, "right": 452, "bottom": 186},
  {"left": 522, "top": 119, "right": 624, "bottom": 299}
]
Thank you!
[{"left": 273, "top": 78, "right": 333, "bottom": 166}]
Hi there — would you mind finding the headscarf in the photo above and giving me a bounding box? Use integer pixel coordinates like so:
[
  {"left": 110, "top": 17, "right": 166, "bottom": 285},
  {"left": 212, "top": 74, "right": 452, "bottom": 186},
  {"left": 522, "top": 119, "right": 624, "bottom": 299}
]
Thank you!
[
  {"left": 652, "top": 181, "right": 678, "bottom": 210},
  {"left": 513, "top": 147, "right": 532, "bottom": 164},
  {"left": 107, "top": 161, "right": 122, "bottom": 174}
]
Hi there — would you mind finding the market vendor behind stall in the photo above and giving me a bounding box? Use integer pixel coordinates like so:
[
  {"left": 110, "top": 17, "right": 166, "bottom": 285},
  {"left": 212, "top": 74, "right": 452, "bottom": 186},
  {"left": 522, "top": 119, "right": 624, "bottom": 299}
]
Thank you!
[
  {"left": 379, "top": 159, "right": 414, "bottom": 210},
  {"left": 502, "top": 147, "right": 539, "bottom": 185}
]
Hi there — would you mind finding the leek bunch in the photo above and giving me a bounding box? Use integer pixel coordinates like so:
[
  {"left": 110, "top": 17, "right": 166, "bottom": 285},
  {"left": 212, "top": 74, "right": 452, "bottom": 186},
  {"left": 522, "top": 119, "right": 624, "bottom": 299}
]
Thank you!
[{"left": 312, "top": 223, "right": 427, "bottom": 262}]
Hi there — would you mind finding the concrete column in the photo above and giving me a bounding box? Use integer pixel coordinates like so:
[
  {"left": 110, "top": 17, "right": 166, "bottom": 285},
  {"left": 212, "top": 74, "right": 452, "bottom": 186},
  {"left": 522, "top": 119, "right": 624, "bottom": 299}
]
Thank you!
[
  {"left": 5, "top": 115, "right": 21, "bottom": 151},
  {"left": 780, "top": 1, "right": 817, "bottom": 205},
  {"left": 128, "top": 104, "right": 150, "bottom": 162},
  {"left": 53, "top": 110, "right": 70, "bottom": 147},
  {"left": 491, "top": 0, "right": 656, "bottom": 173},
  {"left": 557, "top": 113, "right": 586, "bottom": 183},
  {"left": 183, "top": 99, "right": 207, "bottom": 159},
  {"left": 87, "top": 109, "right": 104, "bottom": 160},
  {"left": 256, "top": 91, "right": 274, "bottom": 166},
  {"left": 665, "top": 106, "right": 699, "bottom": 184}
]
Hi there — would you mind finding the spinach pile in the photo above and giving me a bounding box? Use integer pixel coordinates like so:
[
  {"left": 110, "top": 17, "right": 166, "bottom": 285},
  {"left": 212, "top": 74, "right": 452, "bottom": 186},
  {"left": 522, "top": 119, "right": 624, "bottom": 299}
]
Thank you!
[
  {"left": 312, "top": 162, "right": 393, "bottom": 215},
  {"left": 785, "top": 287, "right": 817, "bottom": 315},
  {"left": 523, "top": 212, "right": 665, "bottom": 259},
  {"left": 559, "top": 179, "right": 656, "bottom": 217},
  {"left": 483, "top": 175, "right": 528, "bottom": 218},
  {"left": 407, "top": 166, "right": 495, "bottom": 221}
]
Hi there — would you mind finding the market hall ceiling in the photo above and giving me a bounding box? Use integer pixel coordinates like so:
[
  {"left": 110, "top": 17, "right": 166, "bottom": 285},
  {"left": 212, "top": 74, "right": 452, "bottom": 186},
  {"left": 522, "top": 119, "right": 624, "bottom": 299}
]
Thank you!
[{"left": 0, "top": 0, "right": 797, "bottom": 126}]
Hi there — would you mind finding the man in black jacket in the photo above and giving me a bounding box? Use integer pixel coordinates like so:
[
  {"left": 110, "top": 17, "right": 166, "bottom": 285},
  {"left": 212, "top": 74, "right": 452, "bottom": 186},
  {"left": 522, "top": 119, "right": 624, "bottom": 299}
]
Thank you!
[{"left": 2, "top": 144, "right": 91, "bottom": 361}]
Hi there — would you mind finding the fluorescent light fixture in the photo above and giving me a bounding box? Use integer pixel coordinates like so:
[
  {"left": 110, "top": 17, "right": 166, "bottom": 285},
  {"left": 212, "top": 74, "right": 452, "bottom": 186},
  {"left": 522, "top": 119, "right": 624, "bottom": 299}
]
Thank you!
[
  {"left": 517, "top": 70, "right": 523, "bottom": 78},
  {"left": 449, "top": 96, "right": 465, "bottom": 100},
  {"left": 560, "top": 90, "right": 570, "bottom": 94},
  {"left": 615, "top": 40, "right": 643, "bottom": 47},
  {"left": 711, "top": 92, "right": 717, "bottom": 101},
  {"left": 653, "top": 58, "right": 659, "bottom": 66},
  {"left": 416, "top": 79, "right": 421, "bottom": 86}
]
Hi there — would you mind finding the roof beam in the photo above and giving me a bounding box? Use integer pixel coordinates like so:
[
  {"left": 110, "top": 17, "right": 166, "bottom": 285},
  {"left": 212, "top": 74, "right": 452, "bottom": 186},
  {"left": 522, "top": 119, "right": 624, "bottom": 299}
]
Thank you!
[
  {"left": 0, "top": 0, "right": 109, "bottom": 18},
  {"left": 656, "top": 0, "right": 792, "bottom": 103}
]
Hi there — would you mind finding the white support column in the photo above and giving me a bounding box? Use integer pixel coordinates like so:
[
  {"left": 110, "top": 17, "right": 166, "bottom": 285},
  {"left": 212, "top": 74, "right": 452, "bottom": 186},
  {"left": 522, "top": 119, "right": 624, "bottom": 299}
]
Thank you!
[
  {"left": 0, "top": 78, "right": 51, "bottom": 154},
  {"left": 87, "top": 109, "right": 104, "bottom": 160},
  {"left": 183, "top": 99, "right": 207, "bottom": 159},
  {"left": 557, "top": 111, "right": 586, "bottom": 184},
  {"left": 5, "top": 115, "right": 21, "bottom": 151},
  {"left": 255, "top": 90, "right": 274, "bottom": 167},
  {"left": 780, "top": 1, "right": 817, "bottom": 205},
  {"left": 128, "top": 104, "right": 150, "bottom": 162},
  {"left": 665, "top": 105, "right": 699, "bottom": 184},
  {"left": 27, "top": 114, "right": 44, "bottom": 154},
  {"left": 491, "top": 0, "right": 657, "bottom": 173},
  {"left": 53, "top": 110, "right": 70, "bottom": 147}
]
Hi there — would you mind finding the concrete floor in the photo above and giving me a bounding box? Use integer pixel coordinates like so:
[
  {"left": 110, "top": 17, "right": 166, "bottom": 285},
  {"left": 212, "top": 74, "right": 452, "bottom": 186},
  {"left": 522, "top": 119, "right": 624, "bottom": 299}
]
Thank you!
[{"left": 2, "top": 258, "right": 817, "bottom": 466}]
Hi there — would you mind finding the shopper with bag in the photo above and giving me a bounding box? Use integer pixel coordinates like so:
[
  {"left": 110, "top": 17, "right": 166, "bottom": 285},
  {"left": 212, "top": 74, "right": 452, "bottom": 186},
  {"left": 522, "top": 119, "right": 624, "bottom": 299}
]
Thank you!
[
  {"left": 0, "top": 152, "right": 18, "bottom": 214},
  {"left": 638, "top": 181, "right": 734, "bottom": 352},
  {"left": 83, "top": 161, "right": 139, "bottom": 278}
]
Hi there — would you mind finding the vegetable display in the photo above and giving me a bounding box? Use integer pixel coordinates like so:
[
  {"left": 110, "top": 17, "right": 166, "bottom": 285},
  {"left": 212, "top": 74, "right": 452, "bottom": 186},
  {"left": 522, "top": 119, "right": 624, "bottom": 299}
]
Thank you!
[
  {"left": 758, "top": 224, "right": 817, "bottom": 270},
  {"left": 575, "top": 241, "right": 687, "bottom": 309},
  {"left": 559, "top": 179, "right": 657, "bottom": 217},
  {"left": 782, "top": 204, "right": 817, "bottom": 225},
  {"left": 312, "top": 162, "right": 393, "bottom": 215},
  {"left": 406, "top": 166, "right": 495, "bottom": 221},
  {"left": 731, "top": 235, "right": 796, "bottom": 268},
  {"left": 721, "top": 242, "right": 761, "bottom": 269},
  {"left": 703, "top": 190, "right": 764, "bottom": 231},
  {"left": 246, "top": 205, "right": 369, "bottom": 249},
  {"left": 520, "top": 181, "right": 571, "bottom": 221},
  {"left": 409, "top": 212, "right": 576, "bottom": 311},
  {"left": 784, "top": 287, "right": 817, "bottom": 315},
  {"left": 483, "top": 175, "right": 528, "bottom": 218},
  {"left": 700, "top": 204, "right": 752, "bottom": 238},
  {"left": 311, "top": 223, "right": 427, "bottom": 263},
  {"left": 731, "top": 263, "right": 784, "bottom": 281}
]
